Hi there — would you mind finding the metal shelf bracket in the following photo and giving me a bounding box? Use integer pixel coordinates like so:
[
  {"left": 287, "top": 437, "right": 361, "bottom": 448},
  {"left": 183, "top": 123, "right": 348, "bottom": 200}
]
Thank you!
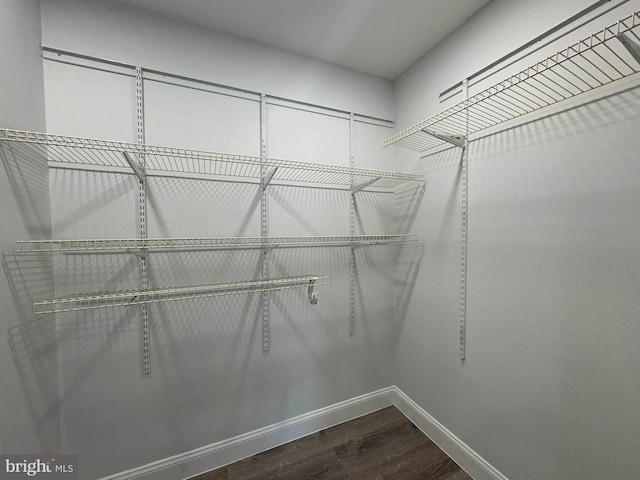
[
  {"left": 125, "top": 248, "right": 146, "bottom": 259},
  {"left": 351, "top": 177, "right": 380, "bottom": 194},
  {"left": 262, "top": 244, "right": 279, "bottom": 253},
  {"left": 350, "top": 241, "right": 381, "bottom": 250},
  {"left": 617, "top": 33, "right": 640, "bottom": 64},
  {"left": 262, "top": 166, "right": 278, "bottom": 189},
  {"left": 420, "top": 128, "right": 466, "bottom": 149},
  {"left": 122, "top": 152, "right": 145, "bottom": 182}
]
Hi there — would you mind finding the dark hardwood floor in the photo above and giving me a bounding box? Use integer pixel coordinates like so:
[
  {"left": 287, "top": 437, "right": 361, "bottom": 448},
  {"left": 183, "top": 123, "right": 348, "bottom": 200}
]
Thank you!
[{"left": 189, "top": 406, "right": 472, "bottom": 480}]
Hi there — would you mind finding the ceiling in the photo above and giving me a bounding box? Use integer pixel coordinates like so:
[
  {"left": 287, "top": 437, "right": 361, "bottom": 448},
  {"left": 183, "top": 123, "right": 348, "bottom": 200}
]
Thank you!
[{"left": 113, "top": 0, "right": 492, "bottom": 79}]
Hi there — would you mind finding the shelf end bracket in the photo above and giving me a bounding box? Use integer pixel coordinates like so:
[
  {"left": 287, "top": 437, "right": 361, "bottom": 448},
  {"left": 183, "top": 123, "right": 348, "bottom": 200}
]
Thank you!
[
  {"left": 262, "top": 167, "right": 278, "bottom": 190},
  {"left": 351, "top": 241, "right": 380, "bottom": 250},
  {"left": 125, "top": 248, "right": 147, "bottom": 259},
  {"left": 122, "top": 152, "right": 145, "bottom": 182},
  {"left": 616, "top": 33, "right": 640, "bottom": 64},
  {"left": 262, "top": 243, "right": 279, "bottom": 253},
  {"left": 351, "top": 177, "right": 380, "bottom": 194},
  {"left": 421, "top": 128, "right": 466, "bottom": 149}
]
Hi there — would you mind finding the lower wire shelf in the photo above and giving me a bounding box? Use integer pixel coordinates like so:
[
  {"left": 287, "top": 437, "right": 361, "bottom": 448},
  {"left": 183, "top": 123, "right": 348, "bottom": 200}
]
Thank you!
[{"left": 34, "top": 275, "right": 331, "bottom": 314}]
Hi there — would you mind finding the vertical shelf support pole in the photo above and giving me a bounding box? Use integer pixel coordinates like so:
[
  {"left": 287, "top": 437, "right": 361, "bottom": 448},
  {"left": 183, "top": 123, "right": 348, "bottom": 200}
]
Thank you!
[
  {"left": 349, "top": 113, "right": 356, "bottom": 337},
  {"left": 135, "top": 67, "right": 150, "bottom": 377},
  {"left": 459, "top": 79, "right": 469, "bottom": 362},
  {"left": 260, "top": 94, "right": 271, "bottom": 355}
]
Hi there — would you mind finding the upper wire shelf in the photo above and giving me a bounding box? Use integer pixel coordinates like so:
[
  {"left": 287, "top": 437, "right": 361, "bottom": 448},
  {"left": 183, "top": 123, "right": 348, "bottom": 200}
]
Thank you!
[
  {"left": 16, "top": 235, "right": 417, "bottom": 253},
  {"left": 384, "top": 10, "right": 640, "bottom": 152},
  {"left": 0, "top": 129, "right": 424, "bottom": 191},
  {"left": 33, "top": 275, "right": 330, "bottom": 314}
]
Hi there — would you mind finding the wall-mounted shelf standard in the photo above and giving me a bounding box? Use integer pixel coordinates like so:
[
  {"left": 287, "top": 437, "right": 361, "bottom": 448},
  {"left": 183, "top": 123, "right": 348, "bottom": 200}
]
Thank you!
[
  {"left": 16, "top": 235, "right": 416, "bottom": 253},
  {"left": 0, "top": 129, "right": 424, "bottom": 191},
  {"left": 33, "top": 275, "right": 330, "bottom": 315},
  {"left": 384, "top": 10, "right": 640, "bottom": 153}
]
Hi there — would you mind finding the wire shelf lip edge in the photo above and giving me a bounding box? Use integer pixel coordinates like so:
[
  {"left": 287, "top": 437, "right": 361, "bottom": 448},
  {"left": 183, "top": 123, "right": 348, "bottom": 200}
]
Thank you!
[
  {"left": 384, "top": 9, "right": 640, "bottom": 151},
  {"left": 32, "top": 275, "right": 331, "bottom": 314},
  {"left": 16, "top": 235, "right": 418, "bottom": 252}
]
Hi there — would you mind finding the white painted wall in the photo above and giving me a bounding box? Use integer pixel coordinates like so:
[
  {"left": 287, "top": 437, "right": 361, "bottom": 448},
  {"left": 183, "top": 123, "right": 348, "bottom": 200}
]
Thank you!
[
  {"left": 393, "top": 1, "right": 640, "bottom": 479},
  {"left": 39, "top": 0, "right": 397, "bottom": 478},
  {"left": 0, "top": 0, "right": 58, "bottom": 454},
  {"left": 39, "top": 0, "right": 393, "bottom": 121},
  {"left": 5, "top": 1, "right": 637, "bottom": 478}
]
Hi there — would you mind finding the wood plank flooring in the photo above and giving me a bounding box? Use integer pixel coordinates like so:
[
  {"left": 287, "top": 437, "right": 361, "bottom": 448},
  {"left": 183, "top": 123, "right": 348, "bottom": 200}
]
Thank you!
[{"left": 189, "top": 406, "right": 472, "bottom": 480}]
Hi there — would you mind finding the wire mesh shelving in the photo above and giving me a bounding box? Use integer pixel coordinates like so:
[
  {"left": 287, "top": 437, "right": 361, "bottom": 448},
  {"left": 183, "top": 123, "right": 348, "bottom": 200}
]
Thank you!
[
  {"left": 0, "top": 129, "right": 424, "bottom": 191},
  {"left": 15, "top": 234, "right": 416, "bottom": 253},
  {"left": 384, "top": 10, "right": 640, "bottom": 152}
]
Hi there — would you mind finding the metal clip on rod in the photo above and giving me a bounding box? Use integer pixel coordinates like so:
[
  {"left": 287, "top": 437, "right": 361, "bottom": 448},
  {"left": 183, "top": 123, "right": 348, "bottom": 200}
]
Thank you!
[{"left": 308, "top": 279, "right": 318, "bottom": 305}]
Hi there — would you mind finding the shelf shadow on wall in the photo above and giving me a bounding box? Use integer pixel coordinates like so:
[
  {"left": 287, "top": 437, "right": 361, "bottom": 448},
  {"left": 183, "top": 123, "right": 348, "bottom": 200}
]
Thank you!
[
  {"left": 269, "top": 186, "right": 349, "bottom": 236},
  {"left": 1, "top": 141, "right": 60, "bottom": 452},
  {"left": 471, "top": 81, "right": 640, "bottom": 159},
  {"left": 269, "top": 291, "right": 343, "bottom": 401},
  {"left": 146, "top": 248, "right": 262, "bottom": 292},
  {"left": 50, "top": 168, "right": 138, "bottom": 236},
  {"left": 392, "top": 242, "right": 426, "bottom": 333},
  {"left": 2, "top": 253, "right": 54, "bottom": 323},
  {"left": 393, "top": 181, "right": 427, "bottom": 236},
  {"left": 146, "top": 176, "right": 262, "bottom": 238},
  {"left": 413, "top": 147, "right": 464, "bottom": 176},
  {"left": 3, "top": 250, "right": 141, "bottom": 449},
  {"left": 352, "top": 190, "right": 396, "bottom": 235},
  {"left": 0, "top": 266, "right": 58, "bottom": 450},
  {"left": 270, "top": 243, "right": 400, "bottom": 379},
  {"left": 6, "top": 315, "right": 60, "bottom": 452},
  {"left": 352, "top": 244, "right": 399, "bottom": 380},
  {"left": 138, "top": 249, "right": 265, "bottom": 448},
  {"left": 52, "top": 251, "right": 140, "bottom": 297},
  {"left": 0, "top": 141, "right": 52, "bottom": 239},
  {"left": 420, "top": 147, "right": 464, "bottom": 249},
  {"left": 21, "top": 306, "right": 138, "bottom": 423},
  {"left": 147, "top": 249, "right": 261, "bottom": 348}
]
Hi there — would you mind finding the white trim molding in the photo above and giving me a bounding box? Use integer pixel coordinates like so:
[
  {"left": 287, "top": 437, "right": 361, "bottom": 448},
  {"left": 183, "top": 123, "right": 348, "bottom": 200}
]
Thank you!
[
  {"left": 392, "top": 387, "right": 508, "bottom": 480},
  {"left": 100, "top": 387, "right": 395, "bottom": 480},
  {"left": 100, "top": 386, "right": 508, "bottom": 480}
]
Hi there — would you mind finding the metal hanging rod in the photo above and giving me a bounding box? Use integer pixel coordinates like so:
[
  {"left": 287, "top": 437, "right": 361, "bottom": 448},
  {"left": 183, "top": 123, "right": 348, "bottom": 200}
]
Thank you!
[
  {"left": 41, "top": 46, "right": 394, "bottom": 128},
  {"left": 0, "top": 129, "right": 423, "bottom": 191},
  {"left": 384, "top": 9, "right": 640, "bottom": 152},
  {"left": 33, "top": 275, "right": 330, "bottom": 315},
  {"left": 16, "top": 235, "right": 417, "bottom": 253}
]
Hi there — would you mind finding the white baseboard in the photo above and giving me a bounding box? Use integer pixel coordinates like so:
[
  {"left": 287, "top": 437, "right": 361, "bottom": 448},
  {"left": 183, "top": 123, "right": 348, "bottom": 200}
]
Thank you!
[
  {"left": 100, "top": 387, "right": 395, "bottom": 480},
  {"left": 392, "top": 387, "right": 508, "bottom": 480},
  {"left": 101, "top": 386, "right": 507, "bottom": 480}
]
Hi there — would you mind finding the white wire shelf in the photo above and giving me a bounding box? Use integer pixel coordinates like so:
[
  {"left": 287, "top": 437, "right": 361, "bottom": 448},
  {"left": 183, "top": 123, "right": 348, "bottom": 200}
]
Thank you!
[
  {"left": 385, "top": 10, "right": 640, "bottom": 152},
  {"left": 0, "top": 129, "right": 424, "bottom": 191},
  {"left": 16, "top": 235, "right": 416, "bottom": 253},
  {"left": 33, "top": 275, "right": 330, "bottom": 314}
]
